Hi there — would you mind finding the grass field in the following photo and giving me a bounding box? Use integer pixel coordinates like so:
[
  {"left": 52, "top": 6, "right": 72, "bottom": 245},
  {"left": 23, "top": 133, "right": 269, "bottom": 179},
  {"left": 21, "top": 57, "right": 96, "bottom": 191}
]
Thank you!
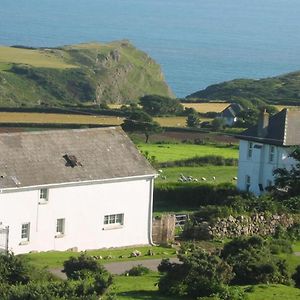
[
  {"left": 183, "top": 102, "right": 229, "bottom": 113},
  {"left": 0, "top": 112, "right": 211, "bottom": 128},
  {"left": 0, "top": 112, "right": 123, "bottom": 125},
  {"left": 0, "top": 46, "right": 76, "bottom": 70},
  {"left": 23, "top": 245, "right": 176, "bottom": 269},
  {"left": 138, "top": 143, "right": 239, "bottom": 162},
  {"left": 156, "top": 166, "right": 237, "bottom": 183},
  {"left": 113, "top": 274, "right": 300, "bottom": 300}
]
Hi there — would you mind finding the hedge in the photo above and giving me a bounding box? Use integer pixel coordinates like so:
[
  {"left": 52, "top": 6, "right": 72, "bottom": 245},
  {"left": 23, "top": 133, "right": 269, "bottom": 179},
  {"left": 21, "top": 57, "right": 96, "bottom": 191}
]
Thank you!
[{"left": 154, "top": 182, "right": 239, "bottom": 210}]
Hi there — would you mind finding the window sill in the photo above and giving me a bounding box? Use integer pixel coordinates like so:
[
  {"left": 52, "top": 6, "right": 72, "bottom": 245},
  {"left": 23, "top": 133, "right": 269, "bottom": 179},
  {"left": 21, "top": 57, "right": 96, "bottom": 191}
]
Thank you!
[
  {"left": 38, "top": 200, "right": 48, "bottom": 205},
  {"left": 55, "top": 234, "right": 65, "bottom": 239},
  {"left": 102, "top": 225, "right": 123, "bottom": 231},
  {"left": 19, "top": 241, "right": 29, "bottom": 246}
]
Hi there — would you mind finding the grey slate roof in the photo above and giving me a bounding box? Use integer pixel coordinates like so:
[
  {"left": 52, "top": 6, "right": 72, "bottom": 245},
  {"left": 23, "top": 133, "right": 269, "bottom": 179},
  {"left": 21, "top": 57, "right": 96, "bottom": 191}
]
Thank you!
[
  {"left": 221, "top": 103, "right": 243, "bottom": 118},
  {"left": 237, "top": 109, "right": 300, "bottom": 146},
  {"left": 0, "top": 127, "right": 156, "bottom": 189}
]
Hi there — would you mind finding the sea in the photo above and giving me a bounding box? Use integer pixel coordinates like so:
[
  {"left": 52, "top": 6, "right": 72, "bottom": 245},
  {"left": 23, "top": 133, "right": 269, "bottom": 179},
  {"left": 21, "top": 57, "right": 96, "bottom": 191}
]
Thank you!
[{"left": 1, "top": 0, "right": 300, "bottom": 98}]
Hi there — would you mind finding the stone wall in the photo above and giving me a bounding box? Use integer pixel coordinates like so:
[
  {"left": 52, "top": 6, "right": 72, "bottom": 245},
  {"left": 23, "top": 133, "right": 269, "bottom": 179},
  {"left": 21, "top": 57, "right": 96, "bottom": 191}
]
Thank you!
[{"left": 190, "top": 213, "right": 295, "bottom": 240}]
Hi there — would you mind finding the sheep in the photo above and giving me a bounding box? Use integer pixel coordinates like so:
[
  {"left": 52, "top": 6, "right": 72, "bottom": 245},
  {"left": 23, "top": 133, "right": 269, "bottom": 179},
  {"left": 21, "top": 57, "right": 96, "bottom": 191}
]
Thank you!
[
  {"left": 201, "top": 177, "right": 207, "bottom": 181},
  {"left": 178, "top": 178, "right": 184, "bottom": 182},
  {"left": 233, "top": 176, "right": 238, "bottom": 180},
  {"left": 212, "top": 176, "right": 216, "bottom": 180},
  {"left": 158, "top": 169, "right": 163, "bottom": 173},
  {"left": 193, "top": 178, "right": 198, "bottom": 182}
]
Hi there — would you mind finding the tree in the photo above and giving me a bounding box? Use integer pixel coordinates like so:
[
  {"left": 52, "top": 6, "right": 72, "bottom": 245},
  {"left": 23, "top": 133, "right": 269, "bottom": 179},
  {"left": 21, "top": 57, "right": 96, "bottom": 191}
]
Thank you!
[
  {"left": 186, "top": 112, "right": 200, "bottom": 128},
  {"left": 273, "top": 147, "right": 300, "bottom": 197},
  {"left": 122, "top": 110, "right": 162, "bottom": 143},
  {"left": 139, "top": 95, "right": 184, "bottom": 116},
  {"left": 211, "top": 117, "right": 225, "bottom": 131}
]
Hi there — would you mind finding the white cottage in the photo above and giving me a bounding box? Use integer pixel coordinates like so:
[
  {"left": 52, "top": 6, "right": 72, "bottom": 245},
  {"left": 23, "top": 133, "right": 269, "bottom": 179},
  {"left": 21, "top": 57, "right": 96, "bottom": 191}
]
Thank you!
[
  {"left": 220, "top": 103, "right": 243, "bottom": 127},
  {"left": 237, "top": 109, "right": 300, "bottom": 195},
  {"left": 0, "top": 127, "right": 156, "bottom": 254}
]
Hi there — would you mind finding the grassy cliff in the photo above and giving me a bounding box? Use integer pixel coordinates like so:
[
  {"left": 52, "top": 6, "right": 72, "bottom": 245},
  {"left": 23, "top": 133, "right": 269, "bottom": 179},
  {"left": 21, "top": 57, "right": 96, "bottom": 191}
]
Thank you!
[
  {"left": 0, "top": 41, "right": 173, "bottom": 107},
  {"left": 187, "top": 71, "right": 300, "bottom": 105}
]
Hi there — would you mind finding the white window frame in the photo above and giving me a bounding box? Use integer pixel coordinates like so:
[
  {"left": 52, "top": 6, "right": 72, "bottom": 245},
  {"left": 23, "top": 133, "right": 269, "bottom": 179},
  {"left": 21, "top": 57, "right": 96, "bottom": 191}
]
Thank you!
[
  {"left": 269, "top": 145, "right": 275, "bottom": 163},
  {"left": 245, "top": 175, "right": 251, "bottom": 192},
  {"left": 247, "top": 142, "right": 253, "bottom": 159},
  {"left": 103, "top": 213, "right": 124, "bottom": 229},
  {"left": 39, "top": 188, "right": 49, "bottom": 204},
  {"left": 21, "top": 223, "right": 30, "bottom": 243},
  {"left": 56, "top": 218, "right": 65, "bottom": 237}
]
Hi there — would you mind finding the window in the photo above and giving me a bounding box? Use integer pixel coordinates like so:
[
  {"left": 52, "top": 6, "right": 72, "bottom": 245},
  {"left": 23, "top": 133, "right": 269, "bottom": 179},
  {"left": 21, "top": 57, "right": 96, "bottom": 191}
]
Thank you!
[
  {"left": 56, "top": 219, "right": 65, "bottom": 235},
  {"left": 39, "top": 189, "right": 48, "bottom": 202},
  {"left": 245, "top": 175, "right": 251, "bottom": 192},
  {"left": 269, "top": 146, "right": 275, "bottom": 162},
  {"left": 21, "top": 223, "right": 30, "bottom": 241},
  {"left": 104, "top": 214, "right": 124, "bottom": 226},
  {"left": 247, "top": 142, "right": 253, "bottom": 159}
]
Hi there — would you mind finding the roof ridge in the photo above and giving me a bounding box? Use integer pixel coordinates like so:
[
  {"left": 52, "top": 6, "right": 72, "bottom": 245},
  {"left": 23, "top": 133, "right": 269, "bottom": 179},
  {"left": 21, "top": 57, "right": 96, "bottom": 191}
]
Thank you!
[{"left": 283, "top": 109, "right": 288, "bottom": 146}]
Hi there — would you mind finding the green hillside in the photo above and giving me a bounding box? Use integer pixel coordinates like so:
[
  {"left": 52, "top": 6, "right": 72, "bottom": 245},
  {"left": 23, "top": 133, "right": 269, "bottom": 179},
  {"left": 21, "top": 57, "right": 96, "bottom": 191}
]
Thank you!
[
  {"left": 0, "top": 41, "right": 173, "bottom": 107},
  {"left": 187, "top": 71, "right": 300, "bottom": 105}
]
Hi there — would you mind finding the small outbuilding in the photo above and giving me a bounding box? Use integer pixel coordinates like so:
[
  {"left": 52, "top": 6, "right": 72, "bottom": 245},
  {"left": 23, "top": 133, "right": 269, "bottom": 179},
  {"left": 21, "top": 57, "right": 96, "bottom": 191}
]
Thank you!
[{"left": 0, "top": 127, "right": 156, "bottom": 254}]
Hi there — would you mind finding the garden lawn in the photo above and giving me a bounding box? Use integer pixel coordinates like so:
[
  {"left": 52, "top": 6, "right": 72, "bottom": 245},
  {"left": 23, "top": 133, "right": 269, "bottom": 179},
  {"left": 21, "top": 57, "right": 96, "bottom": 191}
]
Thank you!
[
  {"left": 23, "top": 246, "right": 176, "bottom": 269},
  {"left": 246, "top": 284, "right": 300, "bottom": 300},
  {"left": 293, "top": 241, "right": 300, "bottom": 252},
  {"left": 156, "top": 166, "right": 237, "bottom": 184},
  {"left": 113, "top": 272, "right": 188, "bottom": 300},
  {"left": 138, "top": 143, "right": 238, "bottom": 162}
]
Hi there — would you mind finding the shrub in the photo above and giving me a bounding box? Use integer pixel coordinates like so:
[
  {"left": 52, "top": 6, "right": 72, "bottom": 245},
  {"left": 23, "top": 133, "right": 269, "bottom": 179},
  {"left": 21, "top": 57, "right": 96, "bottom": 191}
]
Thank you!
[
  {"left": 125, "top": 264, "right": 150, "bottom": 276},
  {"left": 221, "top": 237, "right": 290, "bottom": 285},
  {"left": 292, "top": 265, "right": 300, "bottom": 288},
  {"left": 158, "top": 248, "right": 233, "bottom": 298},
  {"left": 0, "top": 253, "right": 31, "bottom": 285}
]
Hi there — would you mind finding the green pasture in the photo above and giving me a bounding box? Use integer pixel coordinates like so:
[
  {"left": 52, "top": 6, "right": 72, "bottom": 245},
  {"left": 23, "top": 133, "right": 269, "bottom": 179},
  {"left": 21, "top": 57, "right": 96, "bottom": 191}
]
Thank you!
[
  {"left": 113, "top": 274, "right": 300, "bottom": 300},
  {"left": 138, "top": 143, "right": 238, "bottom": 162},
  {"left": 156, "top": 166, "right": 237, "bottom": 184},
  {"left": 0, "top": 46, "right": 76, "bottom": 70},
  {"left": 247, "top": 284, "right": 300, "bottom": 300},
  {"left": 23, "top": 245, "right": 176, "bottom": 269}
]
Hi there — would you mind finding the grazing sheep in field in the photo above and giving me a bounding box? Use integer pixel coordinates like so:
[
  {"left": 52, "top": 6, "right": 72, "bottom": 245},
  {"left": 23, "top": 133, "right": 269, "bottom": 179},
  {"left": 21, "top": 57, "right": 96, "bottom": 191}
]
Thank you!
[
  {"left": 193, "top": 178, "right": 198, "bottom": 182},
  {"left": 178, "top": 178, "right": 184, "bottom": 182},
  {"left": 212, "top": 176, "right": 216, "bottom": 180},
  {"left": 201, "top": 177, "right": 207, "bottom": 181},
  {"left": 233, "top": 176, "right": 238, "bottom": 180}
]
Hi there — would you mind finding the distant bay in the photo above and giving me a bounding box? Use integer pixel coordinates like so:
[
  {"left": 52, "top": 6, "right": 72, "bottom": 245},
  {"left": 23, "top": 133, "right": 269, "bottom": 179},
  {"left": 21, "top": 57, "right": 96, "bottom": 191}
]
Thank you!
[{"left": 1, "top": 0, "right": 300, "bottom": 97}]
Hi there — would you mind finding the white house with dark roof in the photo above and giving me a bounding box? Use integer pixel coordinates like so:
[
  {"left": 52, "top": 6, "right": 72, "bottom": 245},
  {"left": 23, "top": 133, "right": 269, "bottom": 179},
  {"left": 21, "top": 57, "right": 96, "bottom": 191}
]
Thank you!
[
  {"left": 220, "top": 103, "right": 243, "bottom": 127},
  {"left": 0, "top": 127, "right": 157, "bottom": 254},
  {"left": 236, "top": 109, "right": 300, "bottom": 195}
]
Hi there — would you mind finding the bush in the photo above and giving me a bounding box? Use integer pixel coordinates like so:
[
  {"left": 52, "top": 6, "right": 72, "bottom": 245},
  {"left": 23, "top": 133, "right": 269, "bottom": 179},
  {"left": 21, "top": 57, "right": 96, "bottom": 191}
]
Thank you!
[
  {"left": 221, "top": 237, "right": 290, "bottom": 285},
  {"left": 158, "top": 248, "right": 233, "bottom": 298},
  {"left": 292, "top": 265, "right": 300, "bottom": 288},
  {"left": 125, "top": 264, "right": 150, "bottom": 276},
  {"left": 0, "top": 253, "right": 31, "bottom": 285}
]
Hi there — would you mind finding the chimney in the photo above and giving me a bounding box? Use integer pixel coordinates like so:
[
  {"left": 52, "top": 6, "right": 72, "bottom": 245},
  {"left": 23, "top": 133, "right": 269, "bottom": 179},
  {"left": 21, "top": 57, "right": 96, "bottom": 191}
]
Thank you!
[{"left": 257, "top": 109, "right": 269, "bottom": 137}]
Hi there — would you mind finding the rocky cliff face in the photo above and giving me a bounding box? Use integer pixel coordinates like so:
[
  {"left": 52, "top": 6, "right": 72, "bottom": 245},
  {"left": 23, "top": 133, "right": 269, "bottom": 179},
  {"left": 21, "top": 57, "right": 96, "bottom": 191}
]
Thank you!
[{"left": 0, "top": 41, "right": 173, "bottom": 107}]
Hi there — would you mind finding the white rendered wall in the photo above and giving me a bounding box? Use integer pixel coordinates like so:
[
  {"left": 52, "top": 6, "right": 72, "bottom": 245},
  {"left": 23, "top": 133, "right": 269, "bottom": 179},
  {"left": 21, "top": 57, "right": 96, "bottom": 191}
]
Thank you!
[
  {"left": 237, "top": 140, "right": 296, "bottom": 195},
  {"left": 0, "top": 177, "right": 153, "bottom": 254}
]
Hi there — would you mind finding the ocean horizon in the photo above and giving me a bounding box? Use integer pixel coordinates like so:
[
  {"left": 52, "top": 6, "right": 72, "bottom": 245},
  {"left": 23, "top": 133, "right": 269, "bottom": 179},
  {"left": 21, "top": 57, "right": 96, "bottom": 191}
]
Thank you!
[{"left": 1, "top": 0, "right": 300, "bottom": 97}]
